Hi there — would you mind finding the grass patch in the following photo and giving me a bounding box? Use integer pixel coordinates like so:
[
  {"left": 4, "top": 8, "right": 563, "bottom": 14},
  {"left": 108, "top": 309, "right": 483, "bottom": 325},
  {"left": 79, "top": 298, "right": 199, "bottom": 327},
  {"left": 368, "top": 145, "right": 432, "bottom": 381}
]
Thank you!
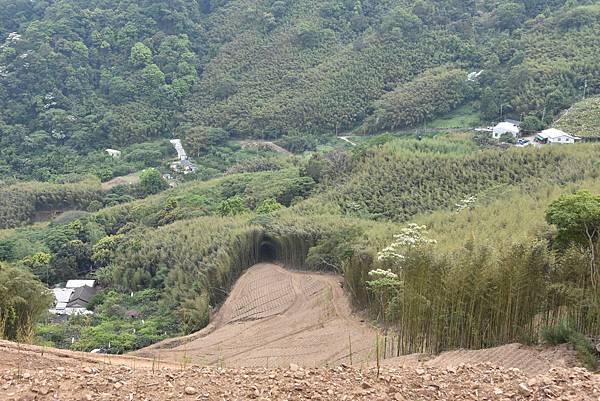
[{"left": 428, "top": 104, "right": 481, "bottom": 129}]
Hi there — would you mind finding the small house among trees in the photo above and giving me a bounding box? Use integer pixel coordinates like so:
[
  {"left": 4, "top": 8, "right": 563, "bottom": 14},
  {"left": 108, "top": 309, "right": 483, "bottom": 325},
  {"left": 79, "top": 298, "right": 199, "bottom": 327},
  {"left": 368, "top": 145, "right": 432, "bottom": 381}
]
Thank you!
[
  {"left": 492, "top": 121, "right": 520, "bottom": 139},
  {"left": 105, "top": 149, "right": 121, "bottom": 158},
  {"left": 536, "top": 128, "right": 580, "bottom": 144},
  {"left": 50, "top": 280, "right": 97, "bottom": 315}
]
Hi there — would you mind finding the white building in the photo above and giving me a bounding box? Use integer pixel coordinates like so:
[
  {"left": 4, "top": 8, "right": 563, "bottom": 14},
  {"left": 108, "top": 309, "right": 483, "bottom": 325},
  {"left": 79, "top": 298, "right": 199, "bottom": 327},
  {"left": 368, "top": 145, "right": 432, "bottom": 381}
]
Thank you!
[
  {"left": 66, "top": 280, "right": 96, "bottom": 289},
  {"left": 50, "top": 281, "right": 97, "bottom": 315},
  {"left": 49, "top": 288, "right": 74, "bottom": 314},
  {"left": 492, "top": 122, "right": 520, "bottom": 139},
  {"left": 536, "top": 128, "right": 580, "bottom": 144},
  {"left": 169, "top": 139, "right": 188, "bottom": 161},
  {"left": 105, "top": 149, "right": 121, "bottom": 158}
]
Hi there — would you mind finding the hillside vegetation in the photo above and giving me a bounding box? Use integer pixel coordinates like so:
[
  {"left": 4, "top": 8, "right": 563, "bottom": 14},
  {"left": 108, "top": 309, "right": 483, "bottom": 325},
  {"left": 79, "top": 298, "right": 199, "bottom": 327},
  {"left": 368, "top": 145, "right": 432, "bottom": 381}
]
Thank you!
[
  {"left": 555, "top": 96, "right": 600, "bottom": 138},
  {"left": 1, "top": 0, "right": 600, "bottom": 368},
  {"left": 2, "top": 0, "right": 600, "bottom": 179},
  {"left": 0, "top": 180, "right": 102, "bottom": 229},
  {"left": 0, "top": 139, "right": 596, "bottom": 364},
  {"left": 314, "top": 139, "right": 600, "bottom": 221}
]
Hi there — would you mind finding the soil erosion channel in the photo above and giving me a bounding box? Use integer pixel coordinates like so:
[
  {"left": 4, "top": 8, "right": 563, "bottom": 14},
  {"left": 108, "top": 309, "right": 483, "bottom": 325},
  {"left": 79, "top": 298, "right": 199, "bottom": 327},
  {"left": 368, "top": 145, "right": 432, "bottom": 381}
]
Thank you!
[{"left": 133, "top": 263, "right": 376, "bottom": 367}]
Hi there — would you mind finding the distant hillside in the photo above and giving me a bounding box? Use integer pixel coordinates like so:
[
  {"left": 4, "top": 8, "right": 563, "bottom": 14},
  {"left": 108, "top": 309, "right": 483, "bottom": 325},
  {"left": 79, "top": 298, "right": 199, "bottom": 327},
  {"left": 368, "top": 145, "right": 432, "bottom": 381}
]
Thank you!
[
  {"left": 1, "top": 0, "right": 600, "bottom": 179},
  {"left": 555, "top": 96, "right": 600, "bottom": 138}
]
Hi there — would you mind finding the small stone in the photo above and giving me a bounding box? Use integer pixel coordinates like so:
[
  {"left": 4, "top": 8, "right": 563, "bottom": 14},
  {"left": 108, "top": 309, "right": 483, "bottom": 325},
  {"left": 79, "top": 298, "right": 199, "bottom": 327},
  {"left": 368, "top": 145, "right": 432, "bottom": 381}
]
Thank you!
[
  {"left": 393, "top": 393, "right": 406, "bottom": 401},
  {"left": 361, "top": 382, "right": 371, "bottom": 389},
  {"left": 184, "top": 386, "right": 197, "bottom": 395},
  {"left": 518, "top": 382, "right": 532, "bottom": 395},
  {"left": 289, "top": 363, "right": 300, "bottom": 371},
  {"left": 114, "top": 382, "right": 122, "bottom": 390},
  {"left": 83, "top": 367, "right": 93, "bottom": 374}
]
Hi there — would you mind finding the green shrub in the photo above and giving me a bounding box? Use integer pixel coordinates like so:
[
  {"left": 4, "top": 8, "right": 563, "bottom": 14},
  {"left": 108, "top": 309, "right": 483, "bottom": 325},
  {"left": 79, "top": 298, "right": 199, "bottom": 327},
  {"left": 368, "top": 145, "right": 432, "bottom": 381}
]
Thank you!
[
  {"left": 541, "top": 322, "right": 573, "bottom": 345},
  {"left": 568, "top": 332, "right": 599, "bottom": 371}
]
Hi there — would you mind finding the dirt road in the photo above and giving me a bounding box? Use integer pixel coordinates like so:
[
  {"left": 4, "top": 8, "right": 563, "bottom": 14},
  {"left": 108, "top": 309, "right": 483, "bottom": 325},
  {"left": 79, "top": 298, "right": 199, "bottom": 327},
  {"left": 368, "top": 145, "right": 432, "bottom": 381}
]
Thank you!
[{"left": 133, "top": 263, "right": 377, "bottom": 368}]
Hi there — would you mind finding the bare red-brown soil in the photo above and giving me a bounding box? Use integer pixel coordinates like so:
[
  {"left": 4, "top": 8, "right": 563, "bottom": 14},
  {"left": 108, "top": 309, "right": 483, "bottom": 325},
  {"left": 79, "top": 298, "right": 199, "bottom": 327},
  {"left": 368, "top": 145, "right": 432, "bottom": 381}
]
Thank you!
[
  {"left": 1, "top": 340, "right": 599, "bottom": 401},
  {"left": 133, "top": 263, "right": 581, "bottom": 376}
]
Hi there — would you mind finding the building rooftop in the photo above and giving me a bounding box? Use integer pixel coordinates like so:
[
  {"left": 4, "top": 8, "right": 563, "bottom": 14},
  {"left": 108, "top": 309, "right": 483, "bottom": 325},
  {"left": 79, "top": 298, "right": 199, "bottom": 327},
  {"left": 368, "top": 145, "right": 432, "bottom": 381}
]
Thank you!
[
  {"left": 52, "top": 288, "right": 74, "bottom": 304},
  {"left": 66, "top": 280, "right": 95, "bottom": 289},
  {"left": 537, "top": 128, "right": 579, "bottom": 139}
]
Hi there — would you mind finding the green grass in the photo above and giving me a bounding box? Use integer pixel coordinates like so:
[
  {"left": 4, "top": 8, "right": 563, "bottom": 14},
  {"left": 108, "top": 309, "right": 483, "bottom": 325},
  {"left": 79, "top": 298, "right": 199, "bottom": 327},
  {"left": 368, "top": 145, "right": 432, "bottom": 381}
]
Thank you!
[{"left": 428, "top": 104, "right": 482, "bottom": 129}]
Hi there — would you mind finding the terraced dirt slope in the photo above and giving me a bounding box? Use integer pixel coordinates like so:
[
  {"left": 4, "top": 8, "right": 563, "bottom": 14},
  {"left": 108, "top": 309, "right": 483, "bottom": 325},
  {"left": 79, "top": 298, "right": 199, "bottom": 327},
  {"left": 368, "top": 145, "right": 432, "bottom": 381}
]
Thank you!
[{"left": 133, "top": 263, "right": 377, "bottom": 367}]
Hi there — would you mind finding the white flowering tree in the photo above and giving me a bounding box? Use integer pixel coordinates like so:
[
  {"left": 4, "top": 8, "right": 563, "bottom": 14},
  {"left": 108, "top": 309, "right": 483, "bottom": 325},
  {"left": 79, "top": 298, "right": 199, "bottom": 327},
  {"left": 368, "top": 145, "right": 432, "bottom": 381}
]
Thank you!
[
  {"left": 367, "top": 224, "right": 436, "bottom": 322},
  {"left": 366, "top": 268, "right": 401, "bottom": 322},
  {"left": 376, "top": 224, "right": 436, "bottom": 264}
]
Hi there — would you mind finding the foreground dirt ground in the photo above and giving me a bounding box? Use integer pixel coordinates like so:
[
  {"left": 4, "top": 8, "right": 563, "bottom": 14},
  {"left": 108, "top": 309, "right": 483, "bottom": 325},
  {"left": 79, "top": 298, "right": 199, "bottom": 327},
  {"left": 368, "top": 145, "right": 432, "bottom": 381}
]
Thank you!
[{"left": 1, "top": 343, "right": 599, "bottom": 401}]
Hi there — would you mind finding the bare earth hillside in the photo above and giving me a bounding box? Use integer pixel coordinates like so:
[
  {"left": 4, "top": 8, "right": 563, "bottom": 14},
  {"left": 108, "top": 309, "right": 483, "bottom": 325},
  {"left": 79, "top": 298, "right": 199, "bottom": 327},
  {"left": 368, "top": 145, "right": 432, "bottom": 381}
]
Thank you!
[
  {"left": 133, "top": 263, "right": 377, "bottom": 368},
  {"left": 1, "top": 263, "right": 599, "bottom": 400}
]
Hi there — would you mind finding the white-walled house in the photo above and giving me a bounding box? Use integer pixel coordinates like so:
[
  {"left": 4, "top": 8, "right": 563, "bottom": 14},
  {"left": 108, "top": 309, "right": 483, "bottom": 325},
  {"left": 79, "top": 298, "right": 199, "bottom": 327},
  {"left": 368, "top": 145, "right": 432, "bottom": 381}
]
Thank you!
[
  {"left": 536, "top": 128, "right": 580, "bottom": 144},
  {"left": 50, "top": 280, "right": 97, "bottom": 315},
  {"left": 105, "top": 149, "right": 121, "bottom": 158},
  {"left": 492, "top": 122, "right": 520, "bottom": 139}
]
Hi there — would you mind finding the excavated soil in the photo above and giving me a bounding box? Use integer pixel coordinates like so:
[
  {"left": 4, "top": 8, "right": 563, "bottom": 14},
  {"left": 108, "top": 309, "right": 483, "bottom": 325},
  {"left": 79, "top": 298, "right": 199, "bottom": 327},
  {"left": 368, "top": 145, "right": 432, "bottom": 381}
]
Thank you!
[
  {"left": 1, "top": 342, "right": 599, "bottom": 401},
  {"left": 133, "top": 263, "right": 377, "bottom": 368}
]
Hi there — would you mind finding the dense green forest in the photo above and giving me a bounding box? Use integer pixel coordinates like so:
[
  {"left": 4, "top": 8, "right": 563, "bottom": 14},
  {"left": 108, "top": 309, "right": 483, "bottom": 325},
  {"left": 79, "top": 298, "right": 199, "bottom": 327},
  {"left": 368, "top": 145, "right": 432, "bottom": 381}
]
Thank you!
[{"left": 2, "top": 0, "right": 600, "bottom": 180}]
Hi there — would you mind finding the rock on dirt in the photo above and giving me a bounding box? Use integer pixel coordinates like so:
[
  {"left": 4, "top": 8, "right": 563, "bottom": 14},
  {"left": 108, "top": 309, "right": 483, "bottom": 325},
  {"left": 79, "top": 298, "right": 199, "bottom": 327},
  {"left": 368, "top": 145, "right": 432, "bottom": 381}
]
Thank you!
[{"left": 1, "top": 348, "right": 599, "bottom": 401}]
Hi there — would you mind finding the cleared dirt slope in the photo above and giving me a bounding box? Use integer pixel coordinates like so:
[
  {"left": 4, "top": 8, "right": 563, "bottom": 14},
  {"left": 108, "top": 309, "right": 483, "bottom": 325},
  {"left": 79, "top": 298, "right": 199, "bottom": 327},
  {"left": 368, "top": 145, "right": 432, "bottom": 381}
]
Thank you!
[
  {"left": 133, "top": 263, "right": 377, "bottom": 367},
  {"left": 385, "top": 343, "right": 578, "bottom": 377}
]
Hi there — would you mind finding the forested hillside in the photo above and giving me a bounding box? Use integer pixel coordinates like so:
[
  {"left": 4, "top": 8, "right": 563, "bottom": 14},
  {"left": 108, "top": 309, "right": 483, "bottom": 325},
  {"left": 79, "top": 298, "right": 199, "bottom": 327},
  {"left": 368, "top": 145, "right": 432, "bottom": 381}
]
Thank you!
[{"left": 1, "top": 0, "right": 600, "bottom": 179}]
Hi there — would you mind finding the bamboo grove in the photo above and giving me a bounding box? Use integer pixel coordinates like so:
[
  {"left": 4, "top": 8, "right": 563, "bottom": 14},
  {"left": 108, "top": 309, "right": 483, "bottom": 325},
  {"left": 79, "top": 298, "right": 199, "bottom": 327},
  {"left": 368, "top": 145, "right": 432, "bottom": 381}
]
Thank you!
[
  {"left": 0, "top": 180, "right": 102, "bottom": 229},
  {"left": 1, "top": 140, "right": 599, "bottom": 360}
]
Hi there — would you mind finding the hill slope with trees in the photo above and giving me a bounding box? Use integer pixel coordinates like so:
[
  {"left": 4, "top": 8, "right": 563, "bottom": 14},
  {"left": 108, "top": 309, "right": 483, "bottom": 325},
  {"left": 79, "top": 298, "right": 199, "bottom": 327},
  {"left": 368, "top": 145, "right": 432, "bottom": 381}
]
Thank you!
[{"left": 1, "top": 0, "right": 600, "bottom": 179}]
